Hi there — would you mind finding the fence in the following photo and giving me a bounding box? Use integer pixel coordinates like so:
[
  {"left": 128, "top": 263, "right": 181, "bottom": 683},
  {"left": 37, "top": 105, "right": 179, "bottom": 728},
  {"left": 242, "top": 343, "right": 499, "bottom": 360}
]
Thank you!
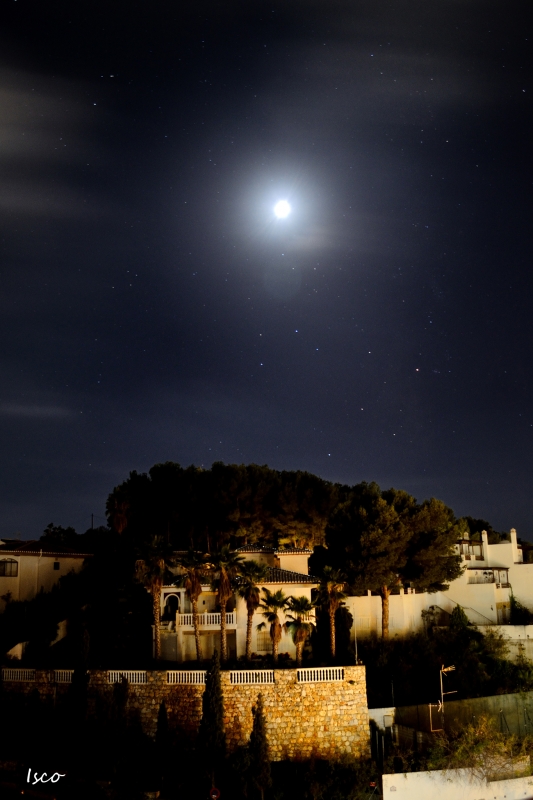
[
  {"left": 176, "top": 612, "right": 236, "bottom": 627},
  {"left": 108, "top": 670, "right": 147, "bottom": 684},
  {"left": 297, "top": 667, "right": 345, "bottom": 683},
  {"left": 229, "top": 670, "right": 276, "bottom": 684},
  {"left": 2, "top": 666, "right": 347, "bottom": 685},
  {"left": 167, "top": 670, "right": 206, "bottom": 684},
  {"left": 54, "top": 669, "right": 74, "bottom": 683},
  {"left": 1, "top": 668, "right": 35, "bottom": 682}
]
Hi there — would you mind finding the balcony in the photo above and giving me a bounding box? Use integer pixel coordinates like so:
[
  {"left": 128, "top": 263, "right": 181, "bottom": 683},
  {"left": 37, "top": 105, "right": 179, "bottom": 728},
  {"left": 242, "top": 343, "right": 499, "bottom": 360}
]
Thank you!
[{"left": 176, "top": 612, "right": 237, "bottom": 629}]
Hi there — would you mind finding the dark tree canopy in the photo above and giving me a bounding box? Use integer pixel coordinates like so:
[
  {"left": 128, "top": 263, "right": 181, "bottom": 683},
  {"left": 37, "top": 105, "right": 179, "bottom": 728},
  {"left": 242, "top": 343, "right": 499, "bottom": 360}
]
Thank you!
[
  {"left": 105, "top": 461, "right": 339, "bottom": 551},
  {"left": 40, "top": 522, "right": 79, "bottom": 548}
]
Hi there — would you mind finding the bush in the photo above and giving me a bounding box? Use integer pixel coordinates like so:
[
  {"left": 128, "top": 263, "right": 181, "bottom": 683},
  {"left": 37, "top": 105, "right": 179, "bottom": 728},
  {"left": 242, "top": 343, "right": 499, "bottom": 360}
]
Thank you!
[
  {"left": 427, "top": 714, "right": 532, "bottom": 782},
  {"left": 359, "top": 621, "right": 533, "bottom": 707}
]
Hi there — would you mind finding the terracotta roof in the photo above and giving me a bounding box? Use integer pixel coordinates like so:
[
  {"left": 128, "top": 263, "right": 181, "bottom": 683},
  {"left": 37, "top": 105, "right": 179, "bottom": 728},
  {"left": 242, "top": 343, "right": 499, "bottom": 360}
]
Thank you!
[
  {"left": 259, "top": 567, "right": 318, "bottom": 585},
  {"left": 275, "top": 548, "right": 313, "bottom": 555},
  {"left": 0, "top": 540, "right": 91, "bottom": 557},
  {"left": 235, "top": 545, "right": 275, "bottom": 553}
]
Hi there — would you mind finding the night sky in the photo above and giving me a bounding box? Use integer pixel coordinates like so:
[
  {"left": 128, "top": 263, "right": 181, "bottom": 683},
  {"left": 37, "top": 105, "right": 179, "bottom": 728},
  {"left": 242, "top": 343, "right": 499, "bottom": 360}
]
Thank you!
[{"left": 1, "top": 1, "right": 532, "bottom": 538}]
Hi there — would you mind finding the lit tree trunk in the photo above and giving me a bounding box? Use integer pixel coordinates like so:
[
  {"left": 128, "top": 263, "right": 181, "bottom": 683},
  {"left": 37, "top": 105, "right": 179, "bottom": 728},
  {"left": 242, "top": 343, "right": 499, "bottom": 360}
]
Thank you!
[
  {"left": 329, "top": 606, "right": 336, "bottom": 659},
  {"left": 296, "top": 640, "right": 304, "bottom": 667},
  {"left": 153, "top": 583, "right": 162, "bottom": 661},
  {"left": 381, "top": 586, "right": 391, "bottom": 640},
  {"left": 191, "top": 596, "right": 203, "bottom": 661},
  {"left": 220, "top": 599, "right": 228, "bottom": 662},
  {"left": 271, "top": 620, "right": 281, "bottom": 664},
  {"left": 272, "top": 636, "right": 278, "bottom": 664},
  {"left": 246, "top": 607, "right": 254, "bottom": 662}
]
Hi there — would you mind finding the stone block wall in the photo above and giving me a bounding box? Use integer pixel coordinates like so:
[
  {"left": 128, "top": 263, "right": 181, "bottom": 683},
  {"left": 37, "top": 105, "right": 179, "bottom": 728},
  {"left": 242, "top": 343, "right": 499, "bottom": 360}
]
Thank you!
[
  {"left": 221, "top": 667, "right": 369, "bottom": 760},
  {"left": 1, "top": 666, "right": 370, "bottom": 761}
]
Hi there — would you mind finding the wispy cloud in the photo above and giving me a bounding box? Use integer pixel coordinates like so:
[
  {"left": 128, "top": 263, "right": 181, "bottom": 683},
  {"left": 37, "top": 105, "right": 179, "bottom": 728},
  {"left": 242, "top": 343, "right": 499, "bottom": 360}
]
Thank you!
[
  {"left": 0, "top": 67, "right": 112, "bottom": 220},
  {"left": 0, "top": 403, "right": 74, "bottom": 419}
]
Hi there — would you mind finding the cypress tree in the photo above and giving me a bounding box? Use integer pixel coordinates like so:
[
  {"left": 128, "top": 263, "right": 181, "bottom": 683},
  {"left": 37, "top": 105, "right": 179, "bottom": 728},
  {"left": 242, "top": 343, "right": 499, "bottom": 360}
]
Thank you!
[
  {"left": 197, "top": 649, "right": 226, "bottom": 786},
  {"left": 155, "top": 699, "right": 169, "bottom": 751},
  {"left": 155, "top": 699, "right": 170, "bottom": 784},
  {"left": 249, "top": 694, "right": 271, "bottom": 800}
]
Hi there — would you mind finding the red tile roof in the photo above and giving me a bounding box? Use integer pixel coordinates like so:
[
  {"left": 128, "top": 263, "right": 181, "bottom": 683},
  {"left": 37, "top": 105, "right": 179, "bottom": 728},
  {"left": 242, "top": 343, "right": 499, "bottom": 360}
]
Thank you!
[{"left": 259, "top": 567, "right": 318, "bottom": 585}]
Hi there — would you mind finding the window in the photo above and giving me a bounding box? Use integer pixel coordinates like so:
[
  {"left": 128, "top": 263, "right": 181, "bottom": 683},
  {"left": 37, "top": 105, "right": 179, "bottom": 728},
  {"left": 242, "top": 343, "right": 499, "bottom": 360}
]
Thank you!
[
  {"left": 54, "top": 562, "right": 60, "bottom": 571},
  {"left": 256, "top": 632, "right": 272, "bottom": 653},
  {"left": 0, "top": 559, "right": 18, "bottom": 577}
]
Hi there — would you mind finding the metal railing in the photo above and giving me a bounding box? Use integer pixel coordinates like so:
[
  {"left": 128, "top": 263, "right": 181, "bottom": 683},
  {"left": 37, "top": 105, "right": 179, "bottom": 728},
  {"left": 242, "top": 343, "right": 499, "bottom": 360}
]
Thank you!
[
  {"left": 297, "top": 667, "right": 345, "bottom": 683},
  {"left": 108, "top": 670, "right": 147, "bottom": 684},
  {"left": 167, "top": 670, "right": 206, "bottom": 684},
  {"left": 1, "top": 668, "right": 35, "bottom": 682},
  {"left": 229, "top": 670, "right": 276, "bottom": 684},
  {"left": 54, "top": 669, "right": 74, "bottom": 683},
  {"left": 176, "top": 612, "right": 236, "bottom": 627}
]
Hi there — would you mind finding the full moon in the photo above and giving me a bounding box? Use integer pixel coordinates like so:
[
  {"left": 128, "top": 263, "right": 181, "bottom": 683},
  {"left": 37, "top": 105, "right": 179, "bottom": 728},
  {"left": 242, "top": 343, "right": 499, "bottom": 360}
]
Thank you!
[{"left": 274, "top": 200, "right": 291, "bottom": 219}]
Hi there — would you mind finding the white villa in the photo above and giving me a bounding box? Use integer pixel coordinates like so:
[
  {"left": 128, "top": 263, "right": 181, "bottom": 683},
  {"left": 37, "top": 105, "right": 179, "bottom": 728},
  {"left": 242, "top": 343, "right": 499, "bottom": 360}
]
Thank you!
[
  {"left": 0, "top": 538, "right": 90, "bottom": 612},
  {"left": 159, "top": 546, "right": 318, "bottom": 662},
  {"left": 346, "top": 527, "right": 533, "bottom": 641},
  {"left": 158, "top": 528, "right": 533, "bottom": 662}
]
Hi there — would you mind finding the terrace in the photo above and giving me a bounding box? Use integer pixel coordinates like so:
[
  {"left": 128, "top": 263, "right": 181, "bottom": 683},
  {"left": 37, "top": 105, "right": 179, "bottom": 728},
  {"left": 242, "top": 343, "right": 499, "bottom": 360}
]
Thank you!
[{"left": 175, "top": 611, "right": 237, "bottom": 629}]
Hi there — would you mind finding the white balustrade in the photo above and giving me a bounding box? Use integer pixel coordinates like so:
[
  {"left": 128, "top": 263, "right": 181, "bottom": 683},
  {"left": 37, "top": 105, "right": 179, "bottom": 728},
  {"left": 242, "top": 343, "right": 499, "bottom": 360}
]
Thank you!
[
  {"left": 297, "top": 667, "right": 345, "bottom": 683},
  {"left": 167, "top": 670, "right": 206, "bottom": 684},
  {"left": 229, "top": 670, "right": 275, "bottom": 685},
  {"left": 176, "top": 612, "right": 236, "bottom": 627},
  {"left": 54, "top": 669, "right": 74, "bottom": 683},
  {"left": 1, "top": 668, "right": 35, "bottom": 682},
  {"left": 108, "top": 670, "right": 147, "bottom": 684}
]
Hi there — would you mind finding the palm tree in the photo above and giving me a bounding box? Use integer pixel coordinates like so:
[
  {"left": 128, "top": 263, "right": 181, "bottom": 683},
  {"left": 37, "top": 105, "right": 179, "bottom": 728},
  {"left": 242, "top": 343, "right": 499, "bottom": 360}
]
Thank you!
[
  {"left": 174, "top": 550, "right": 208, "bottom": 662},
  {"left": 317, "top": 567, "right": 347, "bottom": 660},
  {"left": 257, "top": 588, "right": 289, "bottom": 664},
  {"left": 136, "top": 535, "right": 176, "bottom": 661},
  {"left": 235, "top": 560, "right": 269, "bottom": 661},
  {"left": 209, "top": 546, "right": 245, "bottom": 662},
  {"left": 284, "top": 596, "right": 316, "bottom": 666}
]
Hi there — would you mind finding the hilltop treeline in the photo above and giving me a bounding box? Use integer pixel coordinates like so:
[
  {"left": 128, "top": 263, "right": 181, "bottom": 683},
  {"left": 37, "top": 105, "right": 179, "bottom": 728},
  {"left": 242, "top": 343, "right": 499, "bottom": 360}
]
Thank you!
[
  {"left": 106, "top": 461, "right": 339, "bottom": 551},
  {"left": 106, "top": 460, "right": 493, "bottom": 552}
]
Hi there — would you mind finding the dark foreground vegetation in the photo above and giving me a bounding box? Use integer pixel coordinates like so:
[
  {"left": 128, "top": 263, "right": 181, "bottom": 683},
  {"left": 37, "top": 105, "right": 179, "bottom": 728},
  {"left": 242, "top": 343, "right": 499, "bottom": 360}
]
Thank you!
[{"left": 361, "top": 606, "right": 533, "bottom": 707}]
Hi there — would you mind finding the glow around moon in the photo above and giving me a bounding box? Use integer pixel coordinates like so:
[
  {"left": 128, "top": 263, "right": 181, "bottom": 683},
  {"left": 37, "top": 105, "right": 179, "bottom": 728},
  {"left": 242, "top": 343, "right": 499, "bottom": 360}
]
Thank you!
[{"left": 274, "top": 200, "right": 291, "bottom": 218}]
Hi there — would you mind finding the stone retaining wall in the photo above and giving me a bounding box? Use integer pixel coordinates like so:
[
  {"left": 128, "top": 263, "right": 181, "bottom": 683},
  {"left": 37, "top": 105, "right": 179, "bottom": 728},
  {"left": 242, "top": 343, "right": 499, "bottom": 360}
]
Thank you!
[
  {"left": 222, "top": 666, "right": 369, "bottom": 760},
  {"left": 1, "top": 666, "right": 370, "bottom": 760}
]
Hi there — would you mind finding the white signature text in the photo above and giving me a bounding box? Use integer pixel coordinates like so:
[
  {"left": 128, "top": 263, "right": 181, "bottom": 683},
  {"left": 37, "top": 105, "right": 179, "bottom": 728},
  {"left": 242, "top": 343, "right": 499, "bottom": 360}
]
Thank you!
[{"left": 27, "top": 769, "right": 66, "bottom": 785}]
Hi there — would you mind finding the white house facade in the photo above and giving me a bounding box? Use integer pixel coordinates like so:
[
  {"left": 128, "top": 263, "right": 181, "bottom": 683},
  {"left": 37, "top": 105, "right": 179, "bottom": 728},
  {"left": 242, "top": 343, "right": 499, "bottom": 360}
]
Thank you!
[
  {"left": 346, "top": 527, "right": 533, "bottom": 643},
  {"left": 0, "top": 538, "right": 90, "bottom": 612},
  {"left": 159, "top": 546, "right": 318, "bottom": 662},
  {"left": 157, "top": 529, "right": 533, "bottom": 660}
]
